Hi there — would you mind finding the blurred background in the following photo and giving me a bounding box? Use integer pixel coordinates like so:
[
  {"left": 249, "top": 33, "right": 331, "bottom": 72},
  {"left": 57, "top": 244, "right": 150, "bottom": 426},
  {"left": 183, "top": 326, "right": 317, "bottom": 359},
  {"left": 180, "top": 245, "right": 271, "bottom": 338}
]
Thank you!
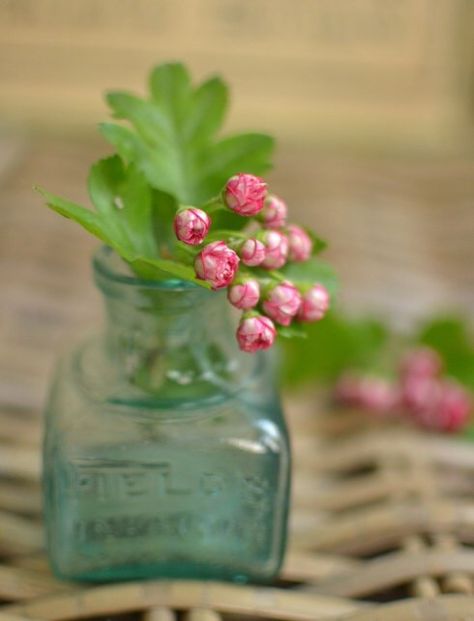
[{"left": 1, "top": 0, "right": 473, "bottom": 408}]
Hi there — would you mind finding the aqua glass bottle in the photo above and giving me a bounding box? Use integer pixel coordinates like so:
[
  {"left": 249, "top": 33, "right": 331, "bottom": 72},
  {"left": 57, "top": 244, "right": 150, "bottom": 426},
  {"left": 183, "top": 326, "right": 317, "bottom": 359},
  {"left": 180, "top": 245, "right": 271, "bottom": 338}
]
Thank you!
[{"left": 43, "top": 246, "right": 291, "bottom": 582}]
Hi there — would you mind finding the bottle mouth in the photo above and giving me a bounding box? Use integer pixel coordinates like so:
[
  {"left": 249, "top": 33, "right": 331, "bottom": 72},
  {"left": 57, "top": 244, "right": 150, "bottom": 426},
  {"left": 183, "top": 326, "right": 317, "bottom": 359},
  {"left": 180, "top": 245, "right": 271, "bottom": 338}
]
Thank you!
[{"left": 93, "top": 245, "right": 202, "bottom": 292}]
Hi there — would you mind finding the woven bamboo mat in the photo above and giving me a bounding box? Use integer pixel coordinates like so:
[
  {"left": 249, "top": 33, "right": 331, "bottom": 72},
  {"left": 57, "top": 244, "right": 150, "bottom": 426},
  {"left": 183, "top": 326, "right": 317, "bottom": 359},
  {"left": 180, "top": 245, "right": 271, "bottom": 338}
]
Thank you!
[{"left": 1, "top": 136, "right": 474, "bottom": 619}]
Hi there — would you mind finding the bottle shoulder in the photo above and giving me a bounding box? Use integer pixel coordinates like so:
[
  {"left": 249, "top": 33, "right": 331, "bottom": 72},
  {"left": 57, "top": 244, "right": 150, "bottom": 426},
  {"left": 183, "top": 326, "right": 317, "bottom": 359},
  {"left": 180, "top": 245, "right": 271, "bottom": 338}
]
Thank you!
[{"left": 46, "top": 336, "right": 286, "bottom": 432}]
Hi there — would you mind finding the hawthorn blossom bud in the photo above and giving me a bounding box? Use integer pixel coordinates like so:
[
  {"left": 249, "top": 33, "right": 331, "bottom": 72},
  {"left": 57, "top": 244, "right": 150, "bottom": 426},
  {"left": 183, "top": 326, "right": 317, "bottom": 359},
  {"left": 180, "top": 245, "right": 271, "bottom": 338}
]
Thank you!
[
  {"left": 227, "top": 279, "right": 260, "bottom": 310},
  {"left": 411, "top": 379, "right": 471, "bottom": 433},
  {"left": 297, "top": 284, "right": 330, "bottom": 322},
  {"left": 335, "top": 372, "right": 399, "bottom": 415},
  {"left": 356, "top": 377, "right": 400, "bottom": 414},
  {"left": 260, "top": 230, "right": 289, "bottom": 269},
  {"left": 236, "top": 314, "right": 276, "bottom": 353},
  {"left": 402, "top": 375, "right": 440, "bottom": 415},
  {"left": 400, "top": 347, "right": 443, "bottom": 380},
  {"left": 287, "top": 224, "right": 313, "bottom": 262},
  {"left": 194, "top": 240, "right": 239, "bottom": 290},
  {"left": 239, "top": 238, "right": 266, "bottom": 266},
  {"left": 223, "top": 173, "right": 267, "bottom": 216},
  {"left": 173, "top": 208, "right": 211, "bottom": 245},
  {"left": 262, "top": 281, "right": 302, "bottom": 326},
  {"left": 261, "top": 195, "right": 287, "bottom": 229},
  {"left": 433, "top": 381, "right": 471, "bottom": 432}
]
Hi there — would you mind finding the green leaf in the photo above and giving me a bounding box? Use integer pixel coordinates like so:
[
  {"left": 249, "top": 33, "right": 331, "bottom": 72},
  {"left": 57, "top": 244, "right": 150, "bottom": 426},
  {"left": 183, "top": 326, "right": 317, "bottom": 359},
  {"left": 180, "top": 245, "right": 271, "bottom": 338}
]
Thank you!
[
  {"left": 101, "top": 63, "right": 274, "bottom": 207},
  {"left": 99, "top": 123, "right": 142, "bottom": 162},
  {"left": 417, "top": 316, "right": 474, "bottom": 389},
  {"left": 88, "top": 155, "right": 157, "bottom": 256},
  {"left": 278, "top": 324, "right": 308, "bottom": 339},
  {"left": 35, "top": 187, "right": 117, "bottom": 247},
  {"left": 197, "top": 133, "right": 274, "bottom": 199},
  {"left": 279, "top": 311, "right": 389, "bottom": 389},
  {"left": 281, "top": 258, "right": 338, "bottom": 298},
  {"left": 185, "top": 76, "right": 228, "bottom": 144},
  {"left": 149, "top": 62, "right": 192, "bottom": 124},
  {"left": 130, "top": 256, "right": 210, "bottom": 288},
  {"left": 305, "top": 228, "right": 327, "bottom": 255}
]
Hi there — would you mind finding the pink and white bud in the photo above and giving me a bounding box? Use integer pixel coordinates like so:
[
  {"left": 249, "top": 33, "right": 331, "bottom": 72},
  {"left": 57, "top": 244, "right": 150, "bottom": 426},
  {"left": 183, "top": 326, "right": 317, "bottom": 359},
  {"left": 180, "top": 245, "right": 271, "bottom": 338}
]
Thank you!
[
  {"left": 223, "top": 173, "right": 267, "bottom": 216},
  {"left": 335, "top": 372, "right": 399, "bottom": 415},
  {"left": 356, "top": 377, "right": 400, "bottom": 415},
  {"left": 402, "top": 375, "right": 441, "bottom": 415},
  {"left": 236, "top": 314, "right": 276, "bottom": 353},
  {"left": 261, "top": 195, "right": 287, "bottom": 229},
  {"left": 287, "top": 224, "right": 313, "bottom": 262},
  {"left": 262, "top": 281, "right": 302, "bottom": 326},
  {"left": 433, "top": 381, "right": 471, "bottom": 432},
  {"left": 227, "top": 279, "right": 260, "bottom": 310},
  {"left": 194, "top": 240, "right": 240, "bottom": 290},
  {"left": 260, "top": 230, "right": 289, "bottom": 269},
  {"left": 173, "top": 208, "right": 211, "bottom": 246},
  {"left": 239, "top": 238, "right": 266, "bottom": 266},
  {"left": 399, "top": 347, "right": 443, "bottom": 380},
  {"left": 412, "top": 379, "right": 471, "bottom": 433},
  {"left": 297, "top": 284, "right": 330, "bottom": 322}
]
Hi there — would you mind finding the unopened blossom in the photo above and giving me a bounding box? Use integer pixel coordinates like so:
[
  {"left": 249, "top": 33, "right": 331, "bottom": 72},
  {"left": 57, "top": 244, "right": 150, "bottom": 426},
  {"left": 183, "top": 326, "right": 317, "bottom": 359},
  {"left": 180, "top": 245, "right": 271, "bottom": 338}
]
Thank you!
[
  {"left": 223, "top": 173, "right": 267, "bottom": 216},
  {"left": 260, "top": 230, "right": 289, "bottom": 269},
  {"left": 287, "top": 224, "right": 313, "bottom": 262},
  {"left": 227, "top": 279, "right": 260, "bottom": 310},
  {"left": 173, "top": 208, "right": 211, "bottom": 246},
  {"left": 402, "top": 375, "right": 441, "bottom": 415},
  {"left": 239, "top": 238, "right": 266, "bottom": 266},
  {"left": 261, "top": 195, "right": 287, "bottom": 229},
  {"left": 434, "top": 381, "right": 471, "bottom": 432},
  {"left": 262, "top": 281, "right": 301, "bottom": 326},
  {"left": 412, "top": 379, "right": 471, "bottom": 433},
  {"left": 356, "top": 377, "right": 400, "bottom": 414},
  {"left": 194, "top": 241, "right": 239, "bottom": 290},
  {"left": 236, "top": 314, "right": 276, "bottom": 353},
  {"left": 399, "top": 347, "right": 443, "bottom": 380},
  {"left": 297, "top": 284, "right": 330, "bottom": 322},
  {"left": 335, "top": 373, "right": 399, "bottom": 415}
]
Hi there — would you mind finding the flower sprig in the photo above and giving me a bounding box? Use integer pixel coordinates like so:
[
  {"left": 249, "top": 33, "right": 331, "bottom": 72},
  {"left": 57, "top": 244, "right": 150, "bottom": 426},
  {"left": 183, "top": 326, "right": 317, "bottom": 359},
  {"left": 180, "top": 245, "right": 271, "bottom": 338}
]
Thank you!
[
  {"left": 173, "top": 172, "right": 332, "bottom": 352},
  {"left": 35, "top": 62, "right": 337, "bottom": 353}
]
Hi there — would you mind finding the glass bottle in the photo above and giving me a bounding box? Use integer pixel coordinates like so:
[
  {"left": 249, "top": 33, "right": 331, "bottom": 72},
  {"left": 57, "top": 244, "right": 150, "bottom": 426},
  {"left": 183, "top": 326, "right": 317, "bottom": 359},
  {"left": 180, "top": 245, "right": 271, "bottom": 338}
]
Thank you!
[{"left": 43, "top": 246, "right": 291, "bottom": 582}]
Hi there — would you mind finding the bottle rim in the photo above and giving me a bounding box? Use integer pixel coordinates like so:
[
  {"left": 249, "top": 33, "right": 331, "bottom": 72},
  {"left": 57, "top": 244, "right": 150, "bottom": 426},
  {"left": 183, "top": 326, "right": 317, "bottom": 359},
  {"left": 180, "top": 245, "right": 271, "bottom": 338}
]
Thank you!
[{"left": 93, "top": 245, "right": 205, "bottom": 293}]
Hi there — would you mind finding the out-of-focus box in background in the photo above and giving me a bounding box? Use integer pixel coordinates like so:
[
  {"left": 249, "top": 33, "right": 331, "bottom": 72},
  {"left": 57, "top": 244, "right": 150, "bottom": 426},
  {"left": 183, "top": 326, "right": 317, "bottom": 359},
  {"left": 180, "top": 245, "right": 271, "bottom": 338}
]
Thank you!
[{"left": 0, "top": 0, "right": 473, "bottom": 338}]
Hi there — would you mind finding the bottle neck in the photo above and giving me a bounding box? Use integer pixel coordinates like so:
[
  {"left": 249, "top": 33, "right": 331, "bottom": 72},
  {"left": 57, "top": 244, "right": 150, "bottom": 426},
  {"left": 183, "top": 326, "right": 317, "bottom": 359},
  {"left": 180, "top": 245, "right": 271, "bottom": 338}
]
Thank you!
[{"left": 94, "top": 248, "right": 242, "bottom": 398}]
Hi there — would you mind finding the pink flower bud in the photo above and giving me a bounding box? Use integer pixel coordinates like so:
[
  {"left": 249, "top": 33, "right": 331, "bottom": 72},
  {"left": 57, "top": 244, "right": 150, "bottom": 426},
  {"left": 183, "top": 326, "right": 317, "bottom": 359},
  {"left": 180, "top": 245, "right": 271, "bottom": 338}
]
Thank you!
[
  {"left": 334, "top": 372, "right": 399, "bottom": 415},
  {"left": 173, "top": 208, "right": 211, "bottom": 246},
  {"left": 400, "top": 347, "right": 443, "bottom": 380},
  {"left": 434, "top": 381, "right": 471, "bottom": 432},
  {"left": 227, "top": 279, "right": 260, "bottom": 310},
  {"left": 260, "top": 230, "right": 289, "bottom": 269},
  {"left": 236, "top": 314, "right": 276, "bottom": 353},
  {"left": 357, "top": 377, "right": 400, "bottom": 414},
  {"left": 223, "top": 173, "right": 267, "bottom": 216},
  {"left": 261, "top": 195, "right": 287, "bottom": 229},
  {"left": 194, "top": 241, "right": 239, "bottom": 290},
  {"left": 297, "top": 284, "right": 330, "bottom": 322},
  {"left": 239, "top": 238, "right": 266, "bottom": 266},
  {"left": 411, "top": 379, "right": 471, "bottom": 433},
  {"left": 287, "top": 224, "right": 313, "bottom": 262},
  {"left": 262, "top": 281, "right": 302, "bottom": 326},
  {"left": 402, "top": 375, "right": 440, "bottom": 414}
]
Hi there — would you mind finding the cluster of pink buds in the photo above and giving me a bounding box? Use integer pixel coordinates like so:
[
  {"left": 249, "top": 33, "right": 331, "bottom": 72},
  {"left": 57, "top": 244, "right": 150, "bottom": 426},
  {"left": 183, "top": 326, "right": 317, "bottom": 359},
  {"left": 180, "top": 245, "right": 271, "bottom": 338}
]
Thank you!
[
  {"left": 334, "top": 347, "right": 472, "bottom": 434},
  {"left": 399, "top": 348, "right": 471, "bottom": 432},
  {"left": 172, "top": 173, "right": 331, "bottom": 352}
]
